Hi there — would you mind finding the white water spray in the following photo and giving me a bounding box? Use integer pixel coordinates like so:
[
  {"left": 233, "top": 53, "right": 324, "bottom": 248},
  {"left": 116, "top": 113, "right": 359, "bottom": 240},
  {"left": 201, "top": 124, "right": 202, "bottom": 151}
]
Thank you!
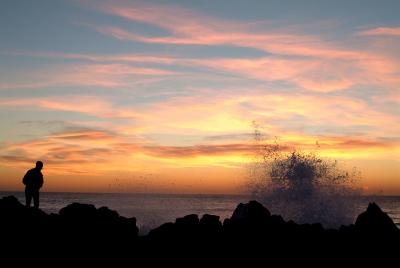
[{"left": 248, "top": 128, "right": 361, "bottom": 228}]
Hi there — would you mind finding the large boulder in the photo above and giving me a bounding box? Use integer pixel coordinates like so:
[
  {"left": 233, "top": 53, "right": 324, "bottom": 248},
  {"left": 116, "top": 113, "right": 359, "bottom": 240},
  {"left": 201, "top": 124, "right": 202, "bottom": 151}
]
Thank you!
[
  {"left": 147, "top": 222, "right": 175, "bottom": 239},
  {"left": 58, "top": 202, "right": 138, "bottom": 240},
  {"left": 230, "top": 200, "right": 271, "bottom": 224},
  {"left": 200, "top": 214, "right": 222, "bottom": 230},
  {"left": 222, "top": 200, "right": 272, "bottom": 242},
  {"left": 355, "top": 202, "right": 400, "bottom": 241},
  {"left": 0, "top": 195, "right": 47, "bottom": 223},
  {"left": 147, "top": 214, "right": 201, "bottom": 244},
  {"left": 175, "top": 213, "right": 199, "bottom": 226},
  {"left": 59, "top": 202, "right": 97, "bottom": 220},
  {"left": 0, "top": 195, "right": 25, "bottom": 211},
  {"left": 0, "top": 195, "right": 26, "bottom": 221}
]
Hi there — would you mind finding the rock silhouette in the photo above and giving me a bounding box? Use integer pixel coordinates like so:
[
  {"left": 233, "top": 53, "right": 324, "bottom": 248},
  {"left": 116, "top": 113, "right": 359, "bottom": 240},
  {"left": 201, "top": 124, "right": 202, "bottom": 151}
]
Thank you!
[
  {"left": 355, "top": 202, "right": 400, "bottom": 241},
  {"left": 0, "top": 195, "right": 398, "bottom": 264}
]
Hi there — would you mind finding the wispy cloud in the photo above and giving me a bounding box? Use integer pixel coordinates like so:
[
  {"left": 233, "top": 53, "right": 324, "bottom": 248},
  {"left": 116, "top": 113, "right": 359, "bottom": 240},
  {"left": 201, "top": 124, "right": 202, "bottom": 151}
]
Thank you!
[
  {"left": 49, "top": 130, "right": 115, "bottom": 141},
  {"left": 372, "top": 92, "right": 400, "bottom": 104},
  {"left": 0, "top": 61, "right": 178, "bottom": 90},
  {"left": 78, "top": 1, "right": 399, "bottom": 92},
  {"left": 4, "top": 51, "right": 179, "bottom": 64},
  {"left": 2, "top": 87, "right": 399, "bottom": 137},
  {"left": 1, "top": 127, "right": 397, "bottom": 172},
  {"left": 358, "top": 27, "right": 400, "bottom": 36},
  {"left": 6, "top": 49, "right": 398, "bottom": 93},
  {"left": 90, "top": 1, "right": 384, "bottom": 61},
  {"left": 136, "top": 90, "right": 400, "bottom": 137},
  {"left": 142, "top": 143, "right": 257, "bottom": 158},
  {"left": 0, "top": 96, "right": 143, "bottom": 120},
  {"left": 93, "top": 15, "right": 363, "bottom": 60}
]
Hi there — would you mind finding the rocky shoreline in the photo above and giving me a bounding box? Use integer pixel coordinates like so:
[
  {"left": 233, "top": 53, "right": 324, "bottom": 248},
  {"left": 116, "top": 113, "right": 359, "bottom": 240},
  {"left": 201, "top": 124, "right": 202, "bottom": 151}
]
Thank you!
[{"left": 1, "top": 195, "right": 399, "bottom": 264}]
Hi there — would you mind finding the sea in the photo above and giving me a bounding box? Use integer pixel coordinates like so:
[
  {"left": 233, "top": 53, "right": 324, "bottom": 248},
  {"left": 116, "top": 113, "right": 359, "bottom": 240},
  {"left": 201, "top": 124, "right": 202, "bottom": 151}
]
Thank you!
[{"left": 1, "top": 191, "right": 399, "bottom": 234}]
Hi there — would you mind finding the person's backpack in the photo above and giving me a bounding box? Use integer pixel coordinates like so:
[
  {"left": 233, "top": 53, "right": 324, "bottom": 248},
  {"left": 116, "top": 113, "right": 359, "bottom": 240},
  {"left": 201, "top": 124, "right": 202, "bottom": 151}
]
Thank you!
[{"left": 22, "top": 170, "right": 30, "bottom": 185}]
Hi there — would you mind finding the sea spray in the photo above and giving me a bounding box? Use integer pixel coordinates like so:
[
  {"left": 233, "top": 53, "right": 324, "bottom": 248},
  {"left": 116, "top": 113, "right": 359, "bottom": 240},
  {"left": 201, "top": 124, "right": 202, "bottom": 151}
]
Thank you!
[{"left": 248, "top": 133, "right": 361, "bottom": 228}]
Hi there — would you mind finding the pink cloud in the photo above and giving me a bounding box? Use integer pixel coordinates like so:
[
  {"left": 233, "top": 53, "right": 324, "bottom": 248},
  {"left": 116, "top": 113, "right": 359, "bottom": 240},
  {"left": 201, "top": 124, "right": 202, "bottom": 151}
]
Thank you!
[
  {"left": 358, "top": 27, "right": 400, "bottom": 36},
  {"left": 5, "top": 51, "right": 178, "bottom": 64},
  {"left": 294, "top": 78, "right": 355, "bottom": 93},
  {"left": 92, "top": 1, "right": 372, "bottom": 61},
  {"left": 0, "top": 81, "right": 56, "bottom": 90},
  {"left": 54, "top": 63, "right": 177, "bottom": 88},
  {"left": 81, "top": 1, "right": 399, "bottom": 93},
  {"left": 0, "top": 96, "right": 142, "bottom": 120},
  {"left": 95, "top": 24, "right": 365, "bottom": 60},
  {"left": 77, "top": 63, "right": 175, "bottom": 76},
  {"left": 0, "top": 62, "right": 177, "bottom": 90},
  {"left": 182, "top": 57, "right": 376, "bottom": 92},
  {"left": 1, "top": 82, "right": 398, "bottom": 139},
  {"left": 95, "top": 1, "right": 239, "bottom": 37},
  {"left": 3, "top": 3, "right": 397, "bottom": 95},
  {"left": 372, "top": 93, "right": 400, "bottom": 104},
  {"left": 7, "top": 45, "right": 398, "bottom": 92}
]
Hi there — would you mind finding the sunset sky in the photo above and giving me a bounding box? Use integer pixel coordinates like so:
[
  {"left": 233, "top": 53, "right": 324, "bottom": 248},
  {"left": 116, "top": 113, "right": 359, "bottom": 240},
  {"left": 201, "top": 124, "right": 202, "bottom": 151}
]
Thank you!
[{"left": 0, "top": 0, "right": 399, "bottom": 194}]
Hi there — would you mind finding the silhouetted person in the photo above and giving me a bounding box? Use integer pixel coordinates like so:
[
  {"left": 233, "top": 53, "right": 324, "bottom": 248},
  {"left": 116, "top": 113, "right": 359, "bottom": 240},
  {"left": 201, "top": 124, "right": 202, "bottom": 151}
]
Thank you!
[{"left": 22, "top": 161, "right": 44, "bottom": 208}]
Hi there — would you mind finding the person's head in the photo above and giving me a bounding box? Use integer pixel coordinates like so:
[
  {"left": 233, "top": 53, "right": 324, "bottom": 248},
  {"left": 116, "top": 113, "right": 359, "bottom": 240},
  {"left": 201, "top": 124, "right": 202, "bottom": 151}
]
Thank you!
[{"left": 35, "top": 161, "right": 43, "bottom": 170}]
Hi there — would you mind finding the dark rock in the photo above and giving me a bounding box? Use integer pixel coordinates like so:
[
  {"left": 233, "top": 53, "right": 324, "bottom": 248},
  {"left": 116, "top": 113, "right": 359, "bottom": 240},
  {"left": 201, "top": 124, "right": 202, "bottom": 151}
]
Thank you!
[
  {"left": 59, "top": 202, "right": 97, "bottom": 220},
  {"left": 1, "top": 195, "right": 400, "bottom": 262},
  {"left": 200, "top": 214, "right": 221, "bottom": 228},
  {"left": 0, "top": 195, "right": 47, "bottom": 224},
  {"left": 0, "top": 195, "right": 24, "bottom": 210},
  {"left": 200, "top": 214, "right": 222, "bottom": 236},
  {"left": 0, "top": 195, "right": 139, "bottom": 247},
  {"left": 355, "top": 202, "right": 400, "bottom": 241},
  {"left": 222, "top": 217, "right": 231, "bottom": 227},
  {"left": 148, "top": 222, "right": 175, "bottom": 237},
  {"left": 230, "top": 200, "right": 271, "bottom": 223},
  {"left": 223, "top": 200, "right": 273, "bottom": 242},
  {"left": 98, "top": 206, "right": 120, "bottom": 219},
  {"left": 175, "top": 213, "right": 199, "bottom": 226}
]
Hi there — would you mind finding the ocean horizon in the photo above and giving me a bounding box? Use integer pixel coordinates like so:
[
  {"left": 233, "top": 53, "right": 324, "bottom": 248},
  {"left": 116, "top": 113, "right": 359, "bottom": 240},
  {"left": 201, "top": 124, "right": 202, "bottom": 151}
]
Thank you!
[{"left": 2, "top": 191, "right": 399, "bottom": 234}]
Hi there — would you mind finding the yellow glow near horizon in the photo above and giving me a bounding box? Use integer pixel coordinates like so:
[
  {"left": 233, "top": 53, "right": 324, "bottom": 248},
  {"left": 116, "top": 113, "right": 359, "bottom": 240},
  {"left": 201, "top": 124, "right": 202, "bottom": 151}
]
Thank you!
[{"left": 1, "top": 137, "right": 399, "bottom": 195}]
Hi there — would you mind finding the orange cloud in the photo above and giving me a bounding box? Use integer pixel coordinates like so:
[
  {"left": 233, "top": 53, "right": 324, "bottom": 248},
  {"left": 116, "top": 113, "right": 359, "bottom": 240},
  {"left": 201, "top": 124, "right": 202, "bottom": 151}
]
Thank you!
[
  {"left": 142, "top": 143, "right": 258, "bottom": 158},
  {"left": 49, "top": 130, "right": 115, "bottom": 141},
  {"left": 1, "top": 120, "right": 399, "bottom": 193},
  {"left": 313, "top": 136, "right": 398, "bottom": 150},
  {"left": 1, "top": 128, "right": 398, "bottom": 172}
]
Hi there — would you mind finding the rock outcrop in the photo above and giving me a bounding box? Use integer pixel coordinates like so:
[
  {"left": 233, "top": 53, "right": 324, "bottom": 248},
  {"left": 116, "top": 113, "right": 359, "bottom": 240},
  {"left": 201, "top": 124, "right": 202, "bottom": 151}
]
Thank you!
[
  {"left": 0, "top": 196, "right": 399, "bottom": 264},
  {"left": 355, "top": 202, "right": 400, "bottom": 241}
]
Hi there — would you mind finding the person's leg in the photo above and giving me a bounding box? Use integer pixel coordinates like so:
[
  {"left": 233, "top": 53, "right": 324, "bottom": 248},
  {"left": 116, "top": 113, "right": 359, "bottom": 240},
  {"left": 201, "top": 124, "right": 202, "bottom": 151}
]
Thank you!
[
  {"left": 25, "top": 188, "right": 32, "bottom": 207},
  {"left": 33, "top": 190, "right": 39, "bottom": 209}
]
